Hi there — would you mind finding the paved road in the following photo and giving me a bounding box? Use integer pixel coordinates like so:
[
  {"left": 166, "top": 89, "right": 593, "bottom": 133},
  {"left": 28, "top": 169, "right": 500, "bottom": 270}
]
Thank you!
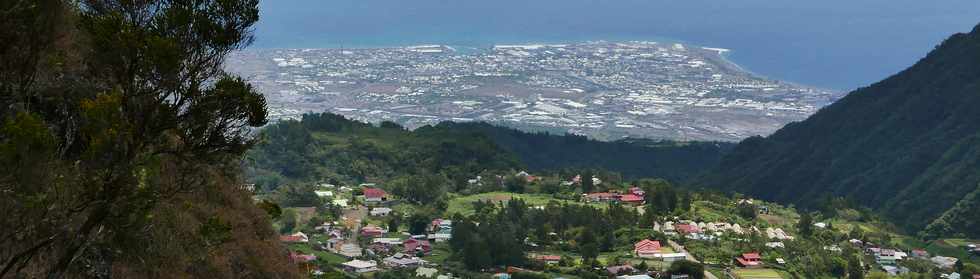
[{"left": 667, "top": 240, "right": 720, "bottom": 279}]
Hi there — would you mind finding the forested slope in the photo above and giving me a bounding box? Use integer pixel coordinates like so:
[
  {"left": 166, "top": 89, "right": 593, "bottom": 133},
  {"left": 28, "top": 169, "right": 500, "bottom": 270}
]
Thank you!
[
  {"left": 246, "top": 114, "right": 730, "bottom": 189},
  {"left": 697, "top": 24, "right": 980, "bottom": 238},
  {"left": 432, "top": 122, "right": 732, "bottom": 181}
]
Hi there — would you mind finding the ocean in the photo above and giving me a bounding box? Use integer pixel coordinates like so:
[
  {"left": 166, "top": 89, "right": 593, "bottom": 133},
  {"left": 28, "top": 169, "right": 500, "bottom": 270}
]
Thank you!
[{"left": 251, "top": 0, "right": 980, "bottom": 91}]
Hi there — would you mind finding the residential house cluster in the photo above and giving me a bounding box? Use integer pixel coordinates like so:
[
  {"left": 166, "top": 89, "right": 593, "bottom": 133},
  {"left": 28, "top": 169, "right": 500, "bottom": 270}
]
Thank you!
[
  {"left": 659, "top": 220, "right": 745, "bottom": 240},
  {"left": 849, "top": 237, "right": 970, "bottom": 276},
  {"left": 583, "top": 187, "right": 645, "bottom": 204}
]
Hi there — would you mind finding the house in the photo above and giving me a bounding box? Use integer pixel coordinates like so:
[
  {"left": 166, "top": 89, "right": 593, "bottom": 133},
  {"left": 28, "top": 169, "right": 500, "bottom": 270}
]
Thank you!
[
  {"left": 373, "top": 238, "right": 403, "bottom": 246},
  {"left": 674, "top": 224, "right": 702, "bottom": 235},
  {"left": 894, "top": 251, "right": 908, "bottom": 260},
  {"left": 427, "top": 219, "right": 452, "bottom": 241},
  {"left": 606, "top": 265, "right": 635, "bottom": 275},
  {"left": 366, "top": 242, "right": 389, "bottom": 254},
  {"left": 404, "top": 238, "right": 432, "bottom": 255},
  {"left": 361, "top": 226, "right": 385, "bottom": 238},
  {"left": 876, "top": 249, "right": 897, "bottom": 265},
  {"left": 279, "top": 232, "right": 309, "bottom": 243},
  {"left": 370, "top": 207, "right": 393, "bottom": 217},
  {"left": 430, "top": 219, "right": 453, "bottom": 232},
  {"left": 289, "top": 252, "right": 317, "bottom": 263},
  {"left": 342, "top": 259, "right": 378, "bottom": 273},
  {"left": 634, "top": 239, "right": 662, "bottom": 258},
  {"left": 620, "top": 194, "right": 644, "bottom": 204},
  {"left": 384, "top": 253, "right": 422, "bottom": 268},
  {"left": 533, "top": 255, "right": 562, "bottom": 265},
  {"left": 338, "top": 243, "right": 362, "bottom": 258},
  {"left": 911, "top": 249, "right": 929, "bottom": 258},
  {"left": 428, "top": 231, "right": 452, "bottom": 242},
  {"left": 326, "top": 238, "right": 343, "bottom": 250},
  {"left": 314, "top": 190, "right": 334, "bottom": 198},
  {"left": 363, "top": 188, "right": 387, "bottom": 203},
  {"left": 736, "top": 252, "right": 763, "bottom": 268},
  {"left": 662, "top": 222, "right": 677, "bottom": 236},
  {"left": 656, "top": 253, "right": 687, "bottom": 262}
]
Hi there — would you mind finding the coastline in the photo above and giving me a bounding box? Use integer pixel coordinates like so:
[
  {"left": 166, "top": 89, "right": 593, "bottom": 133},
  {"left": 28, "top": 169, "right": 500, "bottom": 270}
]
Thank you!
[{"left": 243, "top": 39, "right": 840, "bottom": 94}]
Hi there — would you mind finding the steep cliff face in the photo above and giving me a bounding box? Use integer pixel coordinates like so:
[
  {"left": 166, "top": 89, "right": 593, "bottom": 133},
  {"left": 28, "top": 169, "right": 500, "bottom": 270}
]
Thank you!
[{"left": 698, "top": 24, "right": 980, "bottom": 237}]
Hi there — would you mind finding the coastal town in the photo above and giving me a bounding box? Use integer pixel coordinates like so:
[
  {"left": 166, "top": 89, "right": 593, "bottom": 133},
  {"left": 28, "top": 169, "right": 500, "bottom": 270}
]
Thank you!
[
  {"left": 226, "top": 42, "right": 842, "bottom": 141},
  {"left": 263, "top": 171, "right": 980, "bottom": 279}
]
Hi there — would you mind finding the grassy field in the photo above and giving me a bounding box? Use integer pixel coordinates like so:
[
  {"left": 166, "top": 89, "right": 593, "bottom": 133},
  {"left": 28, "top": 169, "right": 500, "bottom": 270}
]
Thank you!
[
  {"left": 445, "top": 192, "right": 603, "bottom": 216},
  {"left": 734, "top": 268, "right": 784, "bottom": 279},
  {"left": 422, "top": 243, "right": 453, "bottom": 265}
]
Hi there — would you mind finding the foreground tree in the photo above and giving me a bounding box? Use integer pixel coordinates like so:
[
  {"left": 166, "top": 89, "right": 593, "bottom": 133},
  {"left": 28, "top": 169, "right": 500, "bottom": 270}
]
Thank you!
[{"left": 1, "top": 0, "right": 298, "bottom": 277}]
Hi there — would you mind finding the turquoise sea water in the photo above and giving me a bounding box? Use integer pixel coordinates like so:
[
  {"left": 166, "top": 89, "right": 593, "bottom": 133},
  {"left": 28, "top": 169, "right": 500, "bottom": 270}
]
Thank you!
[{"left": 252, "top": 0, "right": 980, "bottom": 91}]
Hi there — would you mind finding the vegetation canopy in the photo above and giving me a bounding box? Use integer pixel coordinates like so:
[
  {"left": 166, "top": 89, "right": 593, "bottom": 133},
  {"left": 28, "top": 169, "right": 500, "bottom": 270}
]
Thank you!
[{"left": 0, "top": 0, "right": 298, "bottom": 277}]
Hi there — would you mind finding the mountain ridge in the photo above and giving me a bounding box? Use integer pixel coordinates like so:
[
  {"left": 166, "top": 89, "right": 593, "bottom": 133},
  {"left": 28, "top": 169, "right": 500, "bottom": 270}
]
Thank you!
[{"left": 696, "top": 23, "right": 980, "bottom": 238}]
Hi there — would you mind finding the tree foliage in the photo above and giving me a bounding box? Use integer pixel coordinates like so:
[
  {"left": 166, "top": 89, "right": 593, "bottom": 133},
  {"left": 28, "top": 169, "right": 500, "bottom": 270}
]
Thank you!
[
  {"left": 668, "top": 260, "right": 704, "bottom": 279},
  {"left": 0, "top": 0, "right": 298, "bottom": 277}
]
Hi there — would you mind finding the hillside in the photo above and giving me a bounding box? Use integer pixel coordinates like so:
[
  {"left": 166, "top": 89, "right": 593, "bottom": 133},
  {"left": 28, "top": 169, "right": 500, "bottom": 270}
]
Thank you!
[
  {"left": 246, "top": 113, "right": 729, "bottom": 189},
  {"left": 697, "top": 24, "right": 980, "bottom": 238},
  {"left": 420, "top": 122, "right": 733, "bottom": 181}
]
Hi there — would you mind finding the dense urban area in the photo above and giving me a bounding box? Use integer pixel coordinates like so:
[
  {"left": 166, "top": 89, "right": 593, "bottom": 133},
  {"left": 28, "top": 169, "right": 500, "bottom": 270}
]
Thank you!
[{"left": 226, "top": 42, "right": 842, "bottom": 141}]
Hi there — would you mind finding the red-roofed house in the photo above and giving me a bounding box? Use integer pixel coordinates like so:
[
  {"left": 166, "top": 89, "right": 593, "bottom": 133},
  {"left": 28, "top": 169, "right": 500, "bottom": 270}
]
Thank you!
[
  {"left": 403, "top": 238, "right": 432, "bottom": 255},
  {"left": 280, "top": 232, "right": 309, "bottom": 243},
  {"left": 735, "top": 252, "right": 762, "bottom": 268},
  {"left": 363, "top": 188, "right": 388, "bottom": 203},
  {"left": 289, "top": 252, "right": 317, "bottom": 263},
  {"left": 533, "top": 255, "right": 562, "bottom": 265},
  {"left": 620, "top": 194, "right": 644, "bottom": 204},
  {"left": 361, "top": 226, "right": 385, "bottom": 238},
  {"left": 675, "top": 224, "right": 702, "bottom": 235},
  {"left": 634, "top": 239, "right": 662, "bottom": 258}
]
